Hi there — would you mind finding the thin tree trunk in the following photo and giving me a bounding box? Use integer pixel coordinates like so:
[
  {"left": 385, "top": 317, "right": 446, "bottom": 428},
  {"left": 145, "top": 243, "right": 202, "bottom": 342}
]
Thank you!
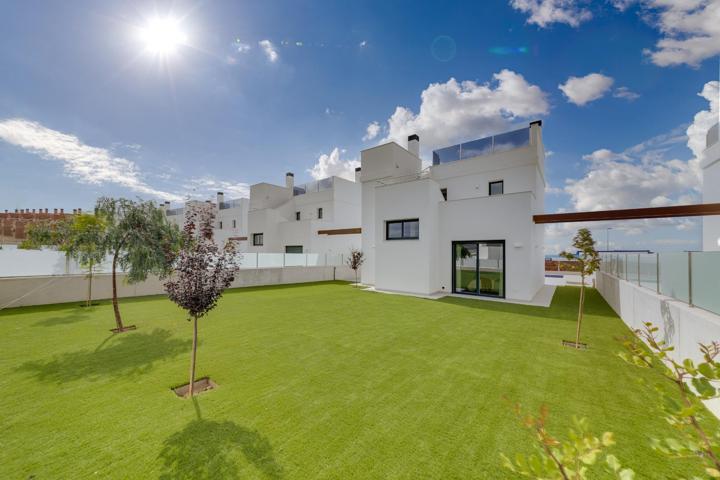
[
  {"left": 86, "top": 261, "right": 93, "bottom": 307},
  {"left": 111, "top": 251, "right": 124, "bottom": 330},
  {"left": 575, "top": 282, "right": 585, "bottom": 348},
  {"left": 188, "top": 315, "right": 198, "bottom": 397}
]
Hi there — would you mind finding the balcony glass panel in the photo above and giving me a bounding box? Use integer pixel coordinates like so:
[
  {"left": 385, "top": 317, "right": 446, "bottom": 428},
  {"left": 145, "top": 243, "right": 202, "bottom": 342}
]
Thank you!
[
  {"left": 432, "top": 144, "right": 461, "bottom": 165},
  {"left": 639, "top": 253, "right": 658, "bottom": 291},
  {"left": 492, "top": 127, "right": 530, "bottom": 153},
  {"left": 459, "top": 137, "right": 493, "bottom": 159},
  {"left": 659, "top": 252, "right": 689, "bottom": 303},
  {"left": 257, "top": 253, "right": 284, "bottom": 268},
  {"left": 284, "top": 253, "right": 306, "bottom": 267},
  {"left": 626, "top": 254, "right": 639, "bottom": 284},
  {"left": 691, "top": 252, "right": 720, "bottom": 315}
]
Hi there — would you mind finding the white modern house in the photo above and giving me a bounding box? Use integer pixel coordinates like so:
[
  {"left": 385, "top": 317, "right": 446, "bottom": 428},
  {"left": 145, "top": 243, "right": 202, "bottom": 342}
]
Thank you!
[
  {"left": 246, "top": 173, "right": 362, "bottom": 256},
  {"left": 702, "top": 122, "right": 720, "bottom": 251},
  {"left": 164, "top": 193, "right": 250, "bottom": 249},
  {"left": 360, "top": 121, "right": 546, "bottom": 301}
]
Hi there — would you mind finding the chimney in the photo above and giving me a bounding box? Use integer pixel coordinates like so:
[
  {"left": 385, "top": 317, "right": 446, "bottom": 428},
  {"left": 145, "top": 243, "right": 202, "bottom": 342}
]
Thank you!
[
  {"left": 60, "top": 208, "right": 64, "bottom": 214},
  {"left": 53, "top": 208, "right": 58, "bottom": 214},
  {"left": 78, "top": 208, "right": 82, "bottom": 214},
  {"left": 216, "top": 191, "right": 224, "bottom": 207},
  {"left": 285, "top": 172, "right": 294, "bottom": 189},
  {"left": 354, "top": 167, "right": 362, "bottom": 182},
  {"left": 72, "top": 209, "right": 77, "bottom": 214},
  {"left": 408, "top": 134, "right": 419, "bottom": 157},
  {"left": 44, "top": 208, "right": 48, "bottom": 213}
]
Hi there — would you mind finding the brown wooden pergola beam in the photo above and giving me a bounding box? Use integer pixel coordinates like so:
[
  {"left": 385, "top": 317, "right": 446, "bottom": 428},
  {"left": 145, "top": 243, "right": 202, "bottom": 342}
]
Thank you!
[
  {"left": 317, "top": 227, "right": 362, "bottom": 235},
  {"left": 533, "top": 203, "right": 720, "bottom": 224}
]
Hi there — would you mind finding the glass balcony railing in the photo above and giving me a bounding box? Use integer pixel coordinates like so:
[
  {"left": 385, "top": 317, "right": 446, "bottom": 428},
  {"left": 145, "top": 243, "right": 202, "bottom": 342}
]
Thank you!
[
  {"left": 219, "top": 199, "right": 244, "bottom": 210},
  {"left": 432, "top": 127, "right": 530, "bottom": 165},
  {"left": 600, "top": 251, "right": 720, "bottom": 316},
  {"left": 293, "top": 177, "right": 334, "bottom": 196}
]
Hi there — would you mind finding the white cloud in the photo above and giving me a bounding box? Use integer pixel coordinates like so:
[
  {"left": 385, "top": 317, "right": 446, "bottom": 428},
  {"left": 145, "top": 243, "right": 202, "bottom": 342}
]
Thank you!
[
  {"left": 509, "top": 0, "right": 592, "bottom": 27},
  {"left": 359, "top": 40, "right": 368, "bottom": 48},
  {"left": 235, "top": 42, "right": 252, "bottom": 53},
  {"left": 258, "top": 40, "right": 278, "bottom": 62},
  {"left": 613, "top": 86, "right": 640, "bottom": 101},
  {"left": 558, "top": 73, "right": 614, "bottom": 106},
  {"left": 362, "top": 121, "right": 380, "bottom": 141},
  {"left": 563, "top": 80, "right": 717, "bottom": 213},
  {"left": 379, "top": 70, "right": 548, "bottom": 155},
  {"left": 307, "top": 148, "right": 360, "bottom": 181},
  {"left": 0, "top": 118, "right": 183, "bottom": 202},
  {"left": 182, "top": 176, "right": 250, "bottom": 199},
  {"left": 639, "top": 0, "right": 720, "bottom": 67}
]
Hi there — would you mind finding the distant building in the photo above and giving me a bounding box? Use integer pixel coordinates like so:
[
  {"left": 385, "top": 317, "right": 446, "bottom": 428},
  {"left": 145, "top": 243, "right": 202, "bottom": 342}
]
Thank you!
[
  {"left": 360, "top": 122, "right": 546, "bottom": 301},
  {"left": 702, "top": 122, "right": 720, "bottom": 251},
  {"left": 164, "top": 194, "right": 250, "bottom": 249},
  {"left": 246, "top": 172, "right": 362, "bottom": 256},
  {"left": 0, "top": 208, "right": 77, "bottom": 244}
]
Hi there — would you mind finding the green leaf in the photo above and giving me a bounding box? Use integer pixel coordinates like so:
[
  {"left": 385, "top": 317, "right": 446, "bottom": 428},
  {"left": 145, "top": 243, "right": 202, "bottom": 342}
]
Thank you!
[
  {"left": 602, "top": 432, "right": 615, "bottom": 447},
  {"left": 606, "top": 454, "right": 620, "bottom": 472},
  {"left": 664, "top": 438, "right": 684, "bottom": 452},
  {"left": 619, "top": 468, "right": 636, "bottom": 480},
  {"left": 707, "top": 468, "right": 720, "bottom": 478},
  {"left": 692, "top": 377, "right": 717, "bottom": 398},
  {"left": 698, "top": 362, "right": 717, "bottom": 379}
]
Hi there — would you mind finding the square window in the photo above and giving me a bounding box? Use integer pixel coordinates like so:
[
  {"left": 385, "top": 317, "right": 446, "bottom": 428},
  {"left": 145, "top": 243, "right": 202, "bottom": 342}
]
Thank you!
[
  {"left": 386, "top": 219, "right": 419, "bottom": 240},
  {"left": 489, "top": 180, "right": 504, "bottom": 196},
  {"left": 253, "top": 233, "right": 263, "bottom": 246}
]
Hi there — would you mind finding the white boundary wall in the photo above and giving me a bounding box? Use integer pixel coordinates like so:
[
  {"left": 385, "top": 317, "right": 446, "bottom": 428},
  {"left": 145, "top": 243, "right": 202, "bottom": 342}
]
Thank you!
[
  {"left": 596, "top": 271, "right": 720, "bottom": 416},
  {"left": 0, "top": 266, "right": 357, "bottom": 309}
]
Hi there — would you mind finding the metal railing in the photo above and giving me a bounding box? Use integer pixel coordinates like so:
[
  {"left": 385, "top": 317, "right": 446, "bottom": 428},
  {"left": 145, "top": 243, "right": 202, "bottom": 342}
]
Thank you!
[
  {"left": 600, "top": 252, "right": 720, "bottom": 316},
  {"left": 432, "top": 127, "right": 530, "bottom": 165}
]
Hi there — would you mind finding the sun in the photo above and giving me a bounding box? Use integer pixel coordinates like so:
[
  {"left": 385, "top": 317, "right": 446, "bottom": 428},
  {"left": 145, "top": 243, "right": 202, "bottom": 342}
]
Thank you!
[{"left": 138, "top": 16, "right": 188, "bottom": 56}]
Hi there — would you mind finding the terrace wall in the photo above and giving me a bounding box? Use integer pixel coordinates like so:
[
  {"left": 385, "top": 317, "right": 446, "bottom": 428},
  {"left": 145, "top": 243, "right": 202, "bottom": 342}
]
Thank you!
[
  {"left": 0, "top": 266, "right": 357, "bottom": 309},
  {"left": 596, "top": 271, "right": 720, "bottom": 417}
]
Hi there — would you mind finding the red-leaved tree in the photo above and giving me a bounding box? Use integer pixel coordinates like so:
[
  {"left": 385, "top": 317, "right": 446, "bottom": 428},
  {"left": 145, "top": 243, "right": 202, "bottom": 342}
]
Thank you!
[{"left": 164, "top": 204, "right": 239, "bottom": 397}]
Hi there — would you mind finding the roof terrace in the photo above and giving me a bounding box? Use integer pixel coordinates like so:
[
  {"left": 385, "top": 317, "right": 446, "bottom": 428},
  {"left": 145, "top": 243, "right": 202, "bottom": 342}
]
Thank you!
[{"left": 432, "top": 126, "right": 530, "bottom": 165}]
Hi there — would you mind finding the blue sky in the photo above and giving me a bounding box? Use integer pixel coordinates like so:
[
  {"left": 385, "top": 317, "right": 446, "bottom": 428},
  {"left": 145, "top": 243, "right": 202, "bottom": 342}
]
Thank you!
[{"left": 0, "top": 0, "right": 718, "bottom": 253}]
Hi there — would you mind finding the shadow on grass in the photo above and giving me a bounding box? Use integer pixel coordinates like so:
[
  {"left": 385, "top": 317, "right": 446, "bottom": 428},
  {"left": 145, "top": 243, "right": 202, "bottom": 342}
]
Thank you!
[
  {"left": 16, "top": 329, "right": 191, "bottom": 383},
  {"left": 436, "top": 287, "right": 615, "bottom": 322},
  {"left": 159, "top": 399, "right": 283, "bottom": 480},
  {"left": 32, "top": 308, "right": 92, "bottom": 327}
]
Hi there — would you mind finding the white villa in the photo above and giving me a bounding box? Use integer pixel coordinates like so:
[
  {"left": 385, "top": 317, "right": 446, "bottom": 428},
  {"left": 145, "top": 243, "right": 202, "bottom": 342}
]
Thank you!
[
  {"left": 702, "top": 122, "right": 719, "bottom": 251},
  {"left": 164, "top": 194, "right": 250, "bottom": 249},
  {"left": 359, "top": 121, "right": 546, "bottom": 301},
  {"left": 245, "top": 173, "right": 362, "bottom": 256}
]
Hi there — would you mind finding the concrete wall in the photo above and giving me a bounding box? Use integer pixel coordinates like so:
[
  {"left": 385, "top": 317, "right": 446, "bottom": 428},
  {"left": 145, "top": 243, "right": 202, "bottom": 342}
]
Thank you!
[
  {"left": 596, "top": 271, "right": 720, "bottom": 416},
  {"left": 0, "top": 266, "right": 357, "bottom": 309}
]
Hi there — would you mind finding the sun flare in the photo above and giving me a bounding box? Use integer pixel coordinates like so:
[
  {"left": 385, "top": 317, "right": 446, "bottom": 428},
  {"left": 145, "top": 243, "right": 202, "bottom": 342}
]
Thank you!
[{"left": 138, "top": 16, "right": 188, "bottom": 56}]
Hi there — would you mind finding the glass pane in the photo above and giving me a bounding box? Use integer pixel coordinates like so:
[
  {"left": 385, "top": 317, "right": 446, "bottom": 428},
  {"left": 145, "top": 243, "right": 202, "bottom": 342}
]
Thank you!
[
  {"left": 387, "top": 222, "right": 402, "bottom": 239},
  {"left": 306, "top": 253, "right": 321, "bottom": 266},
  {"left": 460, "top": 137, "right": 493, "bottom": 159},
  {"left": 284, "top": 253, "right": 306, "bottom": 267},
  {"left": 489, "top": 181, "right": 503, "bottom": 196},
  {"left": 403, "top": 220, "right": 419, "bottom": 238},
  {"left": 455, "top": 243, "right": 478, "bottom": 294},
  {"left": 492, "top": 127, "right": 530, "bottom": 153},
  {"left": 639, "top": 254, "right": 658, "bottom": 291},
  {"left": 432, "top": 144, "right": 461, "bottom": 165},
  {"left": 691, "top": 252, "right": 720, "bottom": 315},
  {"left": 285, "top": 245, "right": 303, "bottom": 254},
  {"left": 257, "top": 253, "right": 284, "bottom": 268},
  {"left": 479, "top": 242, "right": 504, "bottom": 297},
  {"left": 659, "top": 252, "right": 689, "bottom": 303},
  {"left": 627, "top": 254, "right": 639, "bottom": 284}
]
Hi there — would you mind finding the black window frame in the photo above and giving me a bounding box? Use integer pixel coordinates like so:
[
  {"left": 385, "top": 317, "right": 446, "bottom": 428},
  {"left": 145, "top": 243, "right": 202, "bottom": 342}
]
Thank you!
[
  {"left": 317, "top": 207, "right": 323, "bottom": 219},
  {"left": 232, "top": 219, "right": 236, "bottom": 229},
  {"left": 386, "top": 218, "right": 420, "bottom": 240},
  {"left": 252, "top": 233, "right": 264, "bottom": 246},
  {"left": 489, "top": 180, "right": 504, "bottom": 196},
  {"left": 295, "top": 211, "right": 301, "bottom": 221},
  {"left": 440, "top": 188, "right": 448, "bottom": 201},
  {"left": 219, "top": 221, "right": 223, "bottom": 229}
]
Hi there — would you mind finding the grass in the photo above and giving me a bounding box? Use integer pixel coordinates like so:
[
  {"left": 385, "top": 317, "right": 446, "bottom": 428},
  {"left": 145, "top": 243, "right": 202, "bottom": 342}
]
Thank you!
[{"left": 0, "top": 282, "right": 714, "bottom": 479}]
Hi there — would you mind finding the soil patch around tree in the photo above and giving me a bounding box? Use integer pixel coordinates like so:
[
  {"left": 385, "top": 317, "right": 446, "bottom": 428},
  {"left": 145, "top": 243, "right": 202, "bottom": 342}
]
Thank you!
[
  {"left": 110, "top": 325, "right": 137, "bottom": 334},
  {"left": 172, "top": 377, "right": 217, "bottom": 398}
]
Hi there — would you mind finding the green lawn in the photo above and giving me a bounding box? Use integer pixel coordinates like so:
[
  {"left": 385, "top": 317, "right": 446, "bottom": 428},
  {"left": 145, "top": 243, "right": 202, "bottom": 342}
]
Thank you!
[{"left": 0, "top": 282, "right": 712, "bottom": 479}]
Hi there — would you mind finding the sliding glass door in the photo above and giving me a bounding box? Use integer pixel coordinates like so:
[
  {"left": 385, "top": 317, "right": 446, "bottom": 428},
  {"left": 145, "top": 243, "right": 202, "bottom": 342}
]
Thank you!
[{"left": 452, "top": 240, "right": 505, "bottom": 298}]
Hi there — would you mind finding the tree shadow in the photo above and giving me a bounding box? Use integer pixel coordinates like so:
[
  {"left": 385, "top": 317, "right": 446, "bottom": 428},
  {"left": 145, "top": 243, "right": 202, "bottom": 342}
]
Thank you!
[
  {"left": 159, "top": 399, "right": 283, "bottom": 480},
  {"left": 16, "top": 329, "right": 191, "bottom": 384},
  {"left": 33, "top": 308, "right": 92, "bottom": 327}
]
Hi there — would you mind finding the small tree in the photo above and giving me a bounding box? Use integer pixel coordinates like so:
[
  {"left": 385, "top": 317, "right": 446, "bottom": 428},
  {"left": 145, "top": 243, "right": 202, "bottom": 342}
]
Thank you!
[
  {"left": 96, "top": 197, "right": 180, "bottom": 333},
  {"left": 619, "top": 322, "right": 720, "bottom": 476},
  {"left": 501, "top": 403, "right": 634, "bottom": 480},
  {"left": 21, "top": 214, "right": 105, "bottom": 307},
  {"left": 560, "top": 228, "right": 600, "bottom": 348},
  {"left": 164, "top": 204, "right": 239, "bottom": 397},
  {"left": 347, "top": 248, "right": 364, "bottom": 287}
]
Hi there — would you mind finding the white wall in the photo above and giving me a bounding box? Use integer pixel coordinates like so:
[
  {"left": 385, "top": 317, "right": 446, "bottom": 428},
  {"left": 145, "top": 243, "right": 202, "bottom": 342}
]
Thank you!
[
  {"left": 596, "top": 271, "right": 720, "bottom": 416},
  {"left": 702, "top": 137, "right": 720, "bottom": 251},
  {"left": 0, "top": 266, "right": 357, "bottom": 309}
]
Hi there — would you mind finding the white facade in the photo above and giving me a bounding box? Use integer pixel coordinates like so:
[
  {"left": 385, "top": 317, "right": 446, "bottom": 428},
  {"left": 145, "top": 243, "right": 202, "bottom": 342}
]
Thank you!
[
  {"left": 360, "top": 122, "right": 546, "bottom": 301},
  {"left": 164, "top": 193, "right": 250, "bottom": 250},
  {"left": 246, "top": 173, "right": 362, "bottom": 257},
  {"left": 702, "top": 123, "right": 720, "bottom": 251}
]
